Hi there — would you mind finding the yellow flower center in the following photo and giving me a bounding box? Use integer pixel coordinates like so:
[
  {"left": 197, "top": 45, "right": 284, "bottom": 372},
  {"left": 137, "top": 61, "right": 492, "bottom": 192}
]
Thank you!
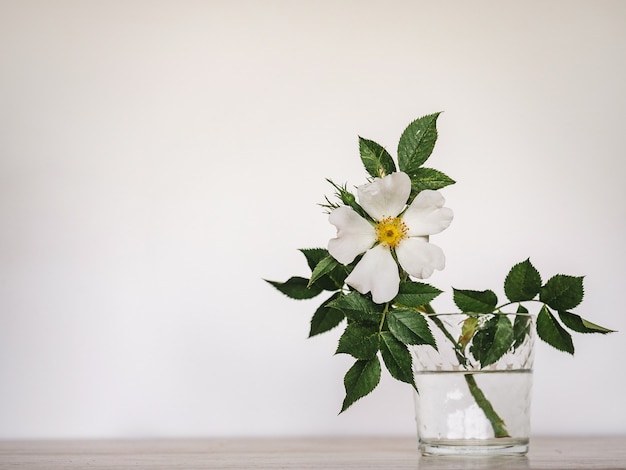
[{"left": 375, "top": 216, "right": 408, "bottom": 248}]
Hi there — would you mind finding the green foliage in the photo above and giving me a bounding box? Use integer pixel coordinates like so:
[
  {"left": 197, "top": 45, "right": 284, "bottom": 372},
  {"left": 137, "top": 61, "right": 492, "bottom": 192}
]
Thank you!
[
  {"left": 536, "top": 305, "right": 574, "bottom": 354},
  {"left": 380, "top": 332, "right": 415, "bottom": 389},
  {"left": 266, "top": 277, "right": 323, "bottom": 300},
  {"left": 341, "top": 358, "right": 381, "bottom": 413},
  {"left": 452, "top": 261, "right": 612, "bottom": 358},
  {"left": 558, "top": 311, "right": 614, "bottom": 334},
  {"left": 299, "top": 248, "right": 328, "bottom": 271},
  {"left": 300, "top": 248, "right": 348, "bottom": 291},
  {"left": 327, "top": 292, "right": 383, "bottom": 324},
  {"left": 358, "top": 137, "right": 396, "bottom": 178},
  {"left": 308, "top": 255, "right": 339, "bottom": 287},
  {"left": 271, "top": 245, "right": 614, "bottom": 412},
  {"left": 513, "top": 307, "right": 532, "bottom": 350},
  {"left": 453, "top": 288, "right": 498, "bottom": 313},
  {"left": 395, "top": 281, "right": 442, "bottom": 307},
  {"left": 397, "top": 112, "right": 441, "bottom": 174},
  {"left": 336, "top": 323, "right": 380, "bottom": 360},
  {"left": 505, "top": 259, "right": 542, "bottom": 302},
  {"left": 470, "top": 315, "right": 514, "bottom": 367},
  {"left": 309, "top": 293, "right": 344, "bottom": 337},
  {"left": 387, "top": 308, "right": 436, "bottom": 347},
  {"left": 540, "top": 274, "right": 585, "bottom": 311},
  {"left": 408, "top": 167, "right": 456, "bottom": 191}
]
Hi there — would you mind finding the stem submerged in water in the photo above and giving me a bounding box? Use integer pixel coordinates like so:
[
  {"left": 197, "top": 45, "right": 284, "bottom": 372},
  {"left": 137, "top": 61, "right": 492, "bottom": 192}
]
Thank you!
[
  {"left": 423, "top": 304, "right": 510, "bottom": 438},
  {"left": 464, "top": 373, "right": 510, "bottom": 438}
]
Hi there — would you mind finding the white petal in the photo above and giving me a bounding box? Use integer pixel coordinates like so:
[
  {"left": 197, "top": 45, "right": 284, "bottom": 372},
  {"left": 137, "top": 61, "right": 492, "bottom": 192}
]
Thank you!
[
  {"left": 396, "top": 237, "right": 445, "bottom": 279},
  {"left": 402, "top": 189, "right": 453, "bottom": 236},
  {"left": 328, "top": 206, "right": 376, "bottom": 264},
  {"left": 357, "top": 172, "right": 411, "bottom": 221},
  {"left": 345, "top": 244, "right": 399, "bottom": 304}
]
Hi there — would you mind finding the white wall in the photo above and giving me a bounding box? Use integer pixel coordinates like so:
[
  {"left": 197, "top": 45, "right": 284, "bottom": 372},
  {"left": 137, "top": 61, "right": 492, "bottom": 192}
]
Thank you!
[{"left": 1, "top": 0, "right": 625, "bottom": 439}]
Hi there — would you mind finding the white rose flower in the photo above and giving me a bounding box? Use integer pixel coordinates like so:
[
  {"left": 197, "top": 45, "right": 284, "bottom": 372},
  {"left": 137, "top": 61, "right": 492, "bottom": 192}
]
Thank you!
[{"left": 328, "top": 172, "right": 453, "bottom": 304}]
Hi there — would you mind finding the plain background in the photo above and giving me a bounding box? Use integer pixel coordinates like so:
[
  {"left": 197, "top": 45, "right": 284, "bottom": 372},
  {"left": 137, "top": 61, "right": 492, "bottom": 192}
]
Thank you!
[{"left": 1, "top": 0, "right": 625, "bottom": 439}]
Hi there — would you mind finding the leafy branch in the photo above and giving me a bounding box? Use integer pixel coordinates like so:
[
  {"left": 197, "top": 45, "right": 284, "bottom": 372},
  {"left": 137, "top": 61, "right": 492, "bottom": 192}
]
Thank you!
[
  {"left": 266, "top": 253, "right": 615, "bottom": 430},
  {"left": 266, "top": 251, "right": 439, "bottom": 413},
  {"left": 453, "top": 259, "right": 614, "bottom": 359}
]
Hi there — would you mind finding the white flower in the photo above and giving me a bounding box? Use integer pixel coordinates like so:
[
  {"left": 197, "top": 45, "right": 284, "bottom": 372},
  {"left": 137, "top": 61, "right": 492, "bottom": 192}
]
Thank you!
[{"left": 328, "top": 172, "right": 453, "bottom": 304}]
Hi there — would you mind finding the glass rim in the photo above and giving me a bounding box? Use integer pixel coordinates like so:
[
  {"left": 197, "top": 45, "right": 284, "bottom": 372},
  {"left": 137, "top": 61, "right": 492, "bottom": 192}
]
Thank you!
[{"left": 424, "top": 312, "right": 534, "bottom": 317}]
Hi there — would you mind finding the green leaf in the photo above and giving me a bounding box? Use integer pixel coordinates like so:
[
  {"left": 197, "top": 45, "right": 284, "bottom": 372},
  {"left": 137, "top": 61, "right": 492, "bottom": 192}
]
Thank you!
[
  {"left": 387, "top": 308, "right": 436, "bottom": 347},
  {"left": 336, "top": 323, "right": 380, "bottom": 359},
  {"left": 558, "top": 311, "right": 615, "bottom": 334},
  {"left": 328, "top": 263, "right": 350, "bottom": 288},
  {"left": 397, "top": 112, "right": 441, "bottom": 174},
  {"left": 341, "top": 357, "right": 381, "bottom": 413},
  {"left": 453, "top": 288, "right": 498, "bottom": 313},
  {"left": 327, "top": 291, "right": 383, "bottom": 324},
  {"left": 394, "top": 281, "right": 442, "bottom": 308},
  {"left": 299, "top": 248, "right": 329, "bottom": 271},
  {"left": 358, "top": 137, "right": 396, "bottom": 178},
  {"left": 536, "top": 305, "right": 574, "bottom": 354},
  {"left": 513, "top": 305, "right": 532, "bottom": 349},
  {"left": 470, "top": 315, "right": 514, "bottom": 367},
  {"left": 407, "top": 167, "right": 456, "bottom": 191},
  {"left": 308, "top": 255, "right": 339, "bottom": 287},
  {"left": 504, "top": 259, "right": 542, "bottom": 302},
  {"left": 299, "top": 248, "right": 345, "bottom": 291},
  {"left": 296, "top": 248, "right": 333, "bottom": 290},
  {"left": 380, "top": 332, "right": 415, "bottom": 388},
  {"left": 540, "top": 275, "right": 585, "bottom": 311},
  {"left": 265, "top": 277, "right": 323, "bottom": 300},
  {"left": 309, "top": 293, "right": 345, "bottom": 337}
]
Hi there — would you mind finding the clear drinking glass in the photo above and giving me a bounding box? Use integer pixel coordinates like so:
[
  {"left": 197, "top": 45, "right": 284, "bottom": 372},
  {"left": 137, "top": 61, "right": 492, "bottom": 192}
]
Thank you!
[{"left": 412, "top": 313, "right": 535, "bottom": 456}]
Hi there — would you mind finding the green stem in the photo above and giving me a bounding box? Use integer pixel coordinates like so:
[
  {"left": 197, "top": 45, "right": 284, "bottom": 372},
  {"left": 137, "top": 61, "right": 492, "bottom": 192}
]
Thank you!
[
  {"left": 464, "top": 374, "right": 510, "bottom": 438},
  {"left": 378, "top": 303, "right": 389, "bottom": 334},
  {"left": 421, "top": 303, "right": 468, "bottom": 367},
  {"left": 422, "top": 303, "right": 509, "bottom": 439},
  {"left": 494, "top": 299, "right": 543, "bottom": 312}
]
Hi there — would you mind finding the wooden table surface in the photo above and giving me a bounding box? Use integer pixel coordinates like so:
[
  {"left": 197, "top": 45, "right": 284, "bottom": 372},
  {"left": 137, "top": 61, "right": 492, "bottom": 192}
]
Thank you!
[{"left": 1, "top": 436, "right": 625, "bottom": 469}]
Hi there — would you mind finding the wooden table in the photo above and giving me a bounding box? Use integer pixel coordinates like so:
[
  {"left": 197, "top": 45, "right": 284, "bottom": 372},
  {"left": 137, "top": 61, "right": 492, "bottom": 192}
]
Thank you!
[{"left": 1, "top": 436, "right": 625, "bottom": 469}]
